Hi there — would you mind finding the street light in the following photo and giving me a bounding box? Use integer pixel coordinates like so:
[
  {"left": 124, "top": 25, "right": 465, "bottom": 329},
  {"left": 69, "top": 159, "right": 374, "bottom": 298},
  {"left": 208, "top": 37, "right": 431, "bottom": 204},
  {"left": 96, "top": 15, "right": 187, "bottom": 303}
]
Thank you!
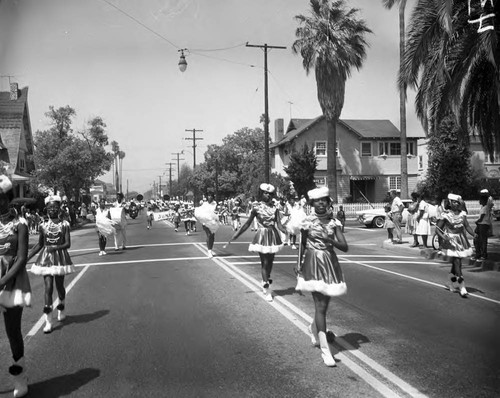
[{"left": 178, "top": 49, "right": 188, "bottom": 72}]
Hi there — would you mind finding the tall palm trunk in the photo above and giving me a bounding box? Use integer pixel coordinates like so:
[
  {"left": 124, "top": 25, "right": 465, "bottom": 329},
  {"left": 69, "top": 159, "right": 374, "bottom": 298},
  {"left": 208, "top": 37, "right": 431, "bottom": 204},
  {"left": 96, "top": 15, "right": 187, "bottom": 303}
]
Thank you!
[
  {"left": 399, "top": 2, "right": 408, "bottom": 198},
  {"left": 326, "top": 118, "right": 338, "bottom": 203}
]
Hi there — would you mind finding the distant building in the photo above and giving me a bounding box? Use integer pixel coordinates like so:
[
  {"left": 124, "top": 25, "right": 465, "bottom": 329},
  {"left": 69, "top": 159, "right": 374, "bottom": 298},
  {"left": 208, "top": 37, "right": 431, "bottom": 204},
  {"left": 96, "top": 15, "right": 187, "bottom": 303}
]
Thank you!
[
  {"left": 0, "top": 83, "right": 36, "bottom": 198},
  {"left": 271, "top": 116, "right": 424, "bottom": 202}
]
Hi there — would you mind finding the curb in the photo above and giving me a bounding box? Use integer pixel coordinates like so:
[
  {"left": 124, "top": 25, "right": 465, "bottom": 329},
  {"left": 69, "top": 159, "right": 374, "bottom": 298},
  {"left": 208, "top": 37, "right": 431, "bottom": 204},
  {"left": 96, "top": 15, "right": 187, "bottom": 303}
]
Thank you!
[{"left": 381, "top": 239, "right": 500, "bottom": 273}]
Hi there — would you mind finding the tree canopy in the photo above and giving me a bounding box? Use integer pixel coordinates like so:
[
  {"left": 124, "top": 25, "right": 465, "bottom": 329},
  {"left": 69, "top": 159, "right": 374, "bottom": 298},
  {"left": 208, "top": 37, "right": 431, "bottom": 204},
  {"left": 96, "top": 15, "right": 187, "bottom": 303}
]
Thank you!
[{"left": 30, "top": 106, "right": 114, "bottom": 201}]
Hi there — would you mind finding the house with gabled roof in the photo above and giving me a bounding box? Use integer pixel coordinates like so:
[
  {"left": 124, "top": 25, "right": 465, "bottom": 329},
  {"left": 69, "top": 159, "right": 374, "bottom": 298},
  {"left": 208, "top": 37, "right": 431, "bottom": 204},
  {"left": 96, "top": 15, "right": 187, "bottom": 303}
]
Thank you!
[
  {"left": 270, "top": 116, "right": 424, "bottom": 203},
  {"left": 0, "top": 83, "right": 36, "bottom": 198}
]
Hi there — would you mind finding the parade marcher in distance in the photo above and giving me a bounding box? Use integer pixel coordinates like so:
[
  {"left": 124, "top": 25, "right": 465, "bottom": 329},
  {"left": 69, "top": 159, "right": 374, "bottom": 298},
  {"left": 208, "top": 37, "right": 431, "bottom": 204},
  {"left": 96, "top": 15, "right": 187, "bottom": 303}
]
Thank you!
[
  {"left": 194, "top": 192, "right": 220, "bottom": 258},
  {"left": 435, "top": 193, "right": 477, "bottom": 297},
  {"left": 0, "top": 174, "right": 31, "bottom": 397},
  {"left": 29, "top": 195, "right": 76, "bottom": 333},
  {"left": 230, "top": 198, "right": 243, "bottom": 231},
  {"left": 296, "top": 187, "right": 348, "bottom": 367},
  {"left": 146, "top": 205, "right": 154, "bottom": 230},
  {"left": 225, "top": 183, "right": 286, "bottom": 301},
  {"left": 95, "top": 198, "right": 115, "bottom": 256},
  {"left": 110, "top": 192, "right": 128, "bottom": 250}
]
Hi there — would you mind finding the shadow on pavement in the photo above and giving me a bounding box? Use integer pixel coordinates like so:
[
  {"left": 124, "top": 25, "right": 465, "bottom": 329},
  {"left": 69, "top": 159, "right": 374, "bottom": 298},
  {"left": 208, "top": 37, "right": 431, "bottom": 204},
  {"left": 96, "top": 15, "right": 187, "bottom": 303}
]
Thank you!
[
  {"left": 25, "top": 368, "right": 100, "bottom": 398},
  {"left": 330, "top": 331, "right": 370, "bottom": 350},
  {"left": 51, "top": 310, "right": 109, "bottom": 330}
]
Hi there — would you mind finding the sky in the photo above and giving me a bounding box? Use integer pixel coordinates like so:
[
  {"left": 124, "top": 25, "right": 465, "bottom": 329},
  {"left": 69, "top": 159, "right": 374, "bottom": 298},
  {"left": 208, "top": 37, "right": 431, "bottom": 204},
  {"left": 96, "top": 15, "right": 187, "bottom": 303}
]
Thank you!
[{"left": 0, "top": 0, "right": 424, "bottom": 195}]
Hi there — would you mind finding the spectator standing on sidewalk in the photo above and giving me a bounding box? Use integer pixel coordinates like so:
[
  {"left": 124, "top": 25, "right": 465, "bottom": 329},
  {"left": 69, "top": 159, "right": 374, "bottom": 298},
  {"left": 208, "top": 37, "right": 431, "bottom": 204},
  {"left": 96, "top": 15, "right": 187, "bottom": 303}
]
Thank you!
[
  {"left": 336, "top": 205, "right": 346, "bottom": 233},
  {"left": 474, "top": 191, "right": 492, "bottom": 261},
  {"left": 407, "top": 193, "right": 419, "bottom": 246},
  {"left": 389, "top": 190, "right": 404, "bottom": 244},
  {"left": 384, "top": 204, "right": 395, "bottom": 241},
  {"left": 435, "top": 193, "right": 476, "bottom": 297},
  {"left": 415, "top": 192, "right": 432, "bottom": 248}
]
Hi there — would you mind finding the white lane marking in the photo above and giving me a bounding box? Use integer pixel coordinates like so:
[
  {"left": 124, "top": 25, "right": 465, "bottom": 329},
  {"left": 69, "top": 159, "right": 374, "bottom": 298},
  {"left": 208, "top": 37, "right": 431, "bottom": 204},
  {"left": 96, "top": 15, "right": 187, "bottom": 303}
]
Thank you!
[
  {"left": 212, "top": 255, "right": 426, "bottom": 398},
  {"left": 341, "top": 258, "right": 500, "bottom": 305},
  {"left": 25, "top": 265, "right": 92, "bottom": 342}
]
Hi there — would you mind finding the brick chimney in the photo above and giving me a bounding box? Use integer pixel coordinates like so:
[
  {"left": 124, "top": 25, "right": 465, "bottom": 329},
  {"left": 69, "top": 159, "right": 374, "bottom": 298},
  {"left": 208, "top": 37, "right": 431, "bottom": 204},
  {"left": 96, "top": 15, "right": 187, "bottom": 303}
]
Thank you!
[
  {"left": 274, "top": 118, "right": 284, "bottom": 142},
  {"left": 9, "top": 83, "right": 19, "bottom": 100}
]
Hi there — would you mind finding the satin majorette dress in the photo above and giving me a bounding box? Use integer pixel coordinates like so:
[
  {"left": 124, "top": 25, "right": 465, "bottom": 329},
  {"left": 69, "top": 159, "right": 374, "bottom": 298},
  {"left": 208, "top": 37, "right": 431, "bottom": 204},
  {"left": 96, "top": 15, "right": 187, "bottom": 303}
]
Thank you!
[
  {"left": 30, "top": 219, "right": 76, "bottom": 276},
  {"left": 296, "top": 214, "right": 347, "bottom": 296},
  {"left": 0, "top": 217, "right": 32, "bottom": 308},
  {"left": 439, "top": 211, "right": 474, "bottom": 258},
  {"left": 248, "top": 202, "right": 283, "bottom": 254}
]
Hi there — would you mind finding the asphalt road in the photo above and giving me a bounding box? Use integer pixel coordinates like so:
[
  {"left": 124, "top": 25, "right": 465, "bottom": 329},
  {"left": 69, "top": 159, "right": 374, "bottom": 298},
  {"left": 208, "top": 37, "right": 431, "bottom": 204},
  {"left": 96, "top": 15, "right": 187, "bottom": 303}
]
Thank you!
[{"left": 0, "top": 213, "right": 499, "bottom": 397}]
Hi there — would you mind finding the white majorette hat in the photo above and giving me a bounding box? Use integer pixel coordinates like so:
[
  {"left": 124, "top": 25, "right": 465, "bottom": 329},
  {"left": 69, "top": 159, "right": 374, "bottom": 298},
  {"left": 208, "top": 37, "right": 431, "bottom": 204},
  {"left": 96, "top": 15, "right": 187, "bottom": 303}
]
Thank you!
[
  {"left": 308, "top": 186, "right": 330, "bottom": 200},
  {"left": 480, "top": 189, "right": 489, "bottom": 195},
  {"left": 0, "top": 174, "right": 13, "bottom": 194},
  {"left": 259, "top": 183, "right": 275, "bottom": 193},
  {"left": 45, "top": 195, "right": 62, "bottom": 204},
  {"left": 447, "top": 193, "right": 462, "bottom": 202}
]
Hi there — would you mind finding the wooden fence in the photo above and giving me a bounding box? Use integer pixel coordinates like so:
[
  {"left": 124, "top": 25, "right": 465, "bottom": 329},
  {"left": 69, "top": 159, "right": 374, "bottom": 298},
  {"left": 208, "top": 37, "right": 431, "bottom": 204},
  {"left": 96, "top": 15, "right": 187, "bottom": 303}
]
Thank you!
[{"left": 333, "top": 200, "right": 500, "bottom": 218}]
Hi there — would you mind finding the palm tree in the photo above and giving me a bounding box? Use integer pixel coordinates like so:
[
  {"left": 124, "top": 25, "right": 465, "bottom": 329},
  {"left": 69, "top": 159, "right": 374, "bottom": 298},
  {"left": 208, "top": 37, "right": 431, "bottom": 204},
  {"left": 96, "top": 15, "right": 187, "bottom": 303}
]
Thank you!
[
  {"left": 382, "top": 0, "right": 409, "bottom": 198},
  {"left": 118, "top": 150, "right": 125, "bottom": 193},
  {"left": 400, "top": 0, "right": 499, "bottom": 160},
  {"left": 293, "top": 0, "right": 372, "bottom": 202},
  {"left": 110, "top": 140, "right": 120, "bottom": 192}
]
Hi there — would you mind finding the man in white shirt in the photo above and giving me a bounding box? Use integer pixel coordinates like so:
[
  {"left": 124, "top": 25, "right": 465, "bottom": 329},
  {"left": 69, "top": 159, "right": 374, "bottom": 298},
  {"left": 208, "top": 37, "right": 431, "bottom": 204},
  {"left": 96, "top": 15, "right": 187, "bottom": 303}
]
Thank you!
[
  {"left": 111, "top": 192, "right": 128, "bottom": 250},
  {"left": 390, "top": 189, "right": 404, "bottom": 244}
]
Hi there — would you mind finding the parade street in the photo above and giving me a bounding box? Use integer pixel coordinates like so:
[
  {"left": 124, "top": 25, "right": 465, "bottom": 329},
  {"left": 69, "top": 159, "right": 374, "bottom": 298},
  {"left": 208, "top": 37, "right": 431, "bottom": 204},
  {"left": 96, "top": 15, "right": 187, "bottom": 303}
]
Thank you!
[{"left": 1, "top": 214, "right": 499, "bottom": 398}]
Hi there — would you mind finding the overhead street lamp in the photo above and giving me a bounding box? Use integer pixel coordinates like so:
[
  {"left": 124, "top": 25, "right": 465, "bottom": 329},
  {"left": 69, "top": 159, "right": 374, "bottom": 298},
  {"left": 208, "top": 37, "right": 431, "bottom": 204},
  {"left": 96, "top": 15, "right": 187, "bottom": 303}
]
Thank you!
[{"left": 178, "top": 49, "right": 188, "bottom": 72}]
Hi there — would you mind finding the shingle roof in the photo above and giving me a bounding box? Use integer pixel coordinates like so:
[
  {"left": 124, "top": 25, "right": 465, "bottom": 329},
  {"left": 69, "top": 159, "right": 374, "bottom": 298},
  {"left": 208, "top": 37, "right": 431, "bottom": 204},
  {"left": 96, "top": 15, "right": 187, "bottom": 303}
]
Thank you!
[
  {"left": 271, "top": 116, "right": 419, "bottom": 148},
  {"left": 0, "top": 87, "right": 29, "bottom": 172}
]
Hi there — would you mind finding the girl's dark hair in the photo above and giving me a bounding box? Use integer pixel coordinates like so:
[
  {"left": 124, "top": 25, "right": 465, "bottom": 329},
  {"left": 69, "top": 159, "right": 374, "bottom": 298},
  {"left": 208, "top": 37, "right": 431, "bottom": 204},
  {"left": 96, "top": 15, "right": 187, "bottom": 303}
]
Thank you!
[{"left": 308, "top": 196, "right": 332, "bottom": 206}]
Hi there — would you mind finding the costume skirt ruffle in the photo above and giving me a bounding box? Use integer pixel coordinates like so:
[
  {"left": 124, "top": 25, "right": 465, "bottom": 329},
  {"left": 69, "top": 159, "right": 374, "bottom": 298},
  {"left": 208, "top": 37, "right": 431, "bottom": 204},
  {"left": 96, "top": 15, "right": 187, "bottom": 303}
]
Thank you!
[
  {"left": 29, "top": 248, "right": 76, "bottom": 276},
  {"left": 296, "top": 247, "right": 346, "bottom": 297},
  {"left": 248, "top": 226, "right": 283, "bottom": 254},
  {"left": 96, "top": 216, "right": 116, "bottom": 237},
  {"left": 441, "top": 232, "right": 473, "bottom": 258},
  {"left": 194, "top": 206, "right": 220, "bottom": 233},
  {"left": 0, "top": 258, "right": 32, "bottom": 309}
]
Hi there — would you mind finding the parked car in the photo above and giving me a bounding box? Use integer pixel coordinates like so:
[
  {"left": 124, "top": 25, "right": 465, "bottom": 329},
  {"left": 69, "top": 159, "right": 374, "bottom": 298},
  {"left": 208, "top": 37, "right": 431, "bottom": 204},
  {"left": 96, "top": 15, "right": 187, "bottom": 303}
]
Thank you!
[{"left": 357, "top": 200, "right": 438, "bottom": 228}]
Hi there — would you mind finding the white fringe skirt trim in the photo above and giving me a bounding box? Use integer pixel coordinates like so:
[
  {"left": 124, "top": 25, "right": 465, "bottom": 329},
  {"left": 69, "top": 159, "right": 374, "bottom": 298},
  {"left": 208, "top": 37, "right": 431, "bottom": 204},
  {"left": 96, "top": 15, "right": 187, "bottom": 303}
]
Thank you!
[
  {"left": 0, "top": 289, "right": 32, "bottom": 308},
  {"left": 296, "top": 277, "right": 347, "bottom": 297},
  {"left": 29, "top": 264, "right": 76, "bottom": 276},
  {"left": 248, "top": 243, "right": 284, "bottom": 254}
]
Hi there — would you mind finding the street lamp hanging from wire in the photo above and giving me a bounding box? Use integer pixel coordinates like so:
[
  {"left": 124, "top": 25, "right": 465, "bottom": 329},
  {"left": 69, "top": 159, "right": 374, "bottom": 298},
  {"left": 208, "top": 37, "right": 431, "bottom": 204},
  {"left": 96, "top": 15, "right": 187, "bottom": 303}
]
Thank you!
[{"left": 178, "top": 49, "right": 188, "bottom": 72}]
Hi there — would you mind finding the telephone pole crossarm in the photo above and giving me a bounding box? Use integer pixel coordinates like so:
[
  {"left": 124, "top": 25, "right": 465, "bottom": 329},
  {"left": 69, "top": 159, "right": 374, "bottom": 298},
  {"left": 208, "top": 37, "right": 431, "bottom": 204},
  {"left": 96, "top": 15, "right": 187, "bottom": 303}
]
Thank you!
[{"left": 185, "top": 128, "right": 203, "bottom": 170}]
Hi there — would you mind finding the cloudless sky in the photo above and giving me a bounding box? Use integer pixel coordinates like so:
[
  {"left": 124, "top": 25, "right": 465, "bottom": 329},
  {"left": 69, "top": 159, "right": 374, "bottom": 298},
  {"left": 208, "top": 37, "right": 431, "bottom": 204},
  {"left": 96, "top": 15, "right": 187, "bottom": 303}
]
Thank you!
[{"left": 0, "top": 0, "right": 424, "bottom": 195}]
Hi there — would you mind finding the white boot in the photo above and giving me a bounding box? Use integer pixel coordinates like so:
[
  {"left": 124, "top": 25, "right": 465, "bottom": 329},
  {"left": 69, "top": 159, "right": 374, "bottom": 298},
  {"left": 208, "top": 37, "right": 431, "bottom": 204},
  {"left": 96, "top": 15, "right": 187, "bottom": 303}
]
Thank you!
[
  {"left": 446, "top": 273, "right": 458, "bottom": 292},
  {"left": 318, "top": 331, "right": 336, "bottom": 367},
  {"left": 57, "top": 301, "right": 66, "bottom": 321},
  {"left": 262, "top": 281, "right": 273, "bottom": 302},
  {"left": 458, "top": 278, "right": 468, "bottom": 297},
  {"left": 308, "top": 322, "right": 320, "bottom": 347},
  {"left": 43, "top": 307, "right": 53, "bottom": 334},
  {"left": 9, "top": 357, "right": 28, "bottom": 397}
]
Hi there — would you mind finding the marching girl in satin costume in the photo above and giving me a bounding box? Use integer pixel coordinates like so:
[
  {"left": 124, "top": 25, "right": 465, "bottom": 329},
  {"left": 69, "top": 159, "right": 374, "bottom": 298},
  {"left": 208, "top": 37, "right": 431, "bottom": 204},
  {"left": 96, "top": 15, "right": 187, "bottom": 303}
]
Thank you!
[
  {"left": 296, "top": 187, "right": 348, "bottom": 367},
  {"left": 0, "top": 174, "right": 31, "bottom": 397},
  {"left": 29, "top": 195, "right": 75, "bottom": 333},
  {"left": 226, "top": 183, "right": 286, "bottom": 301}
]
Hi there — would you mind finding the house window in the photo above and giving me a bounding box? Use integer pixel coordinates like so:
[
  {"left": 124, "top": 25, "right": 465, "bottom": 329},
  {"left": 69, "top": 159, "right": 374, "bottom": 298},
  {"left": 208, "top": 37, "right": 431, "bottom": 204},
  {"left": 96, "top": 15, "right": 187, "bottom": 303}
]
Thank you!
[
  {"left": 315, "top": 141, "right": 326, "bottom": 156},
  {"left": 361, "top": 142, "right": 372, "bottom": 157},
  {"left": 485, "top": 153, "right": 500, "bottom": 164},
  {"left": 407, "top": 142, "right": 415, "bottom": 156},
  {"left": 418, "top": 155, "right": 424, "bottom": 170},
  {"left": 389, "top": 176, "right": 401, "bottom": 190},
  {"left": 379, "top": 142, "right": 415, "bottom": 157}
]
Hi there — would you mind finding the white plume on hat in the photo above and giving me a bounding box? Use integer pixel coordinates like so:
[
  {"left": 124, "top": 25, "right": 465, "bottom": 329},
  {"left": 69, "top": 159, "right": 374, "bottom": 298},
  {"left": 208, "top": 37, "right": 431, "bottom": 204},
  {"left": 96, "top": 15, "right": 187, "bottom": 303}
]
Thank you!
[
  {"left": 447, "top": 193, "right": 462, "bottom": 201},
  {"left": 0, "top": 174, "right": 13, "bottom": 194},
  {"left": 480, "top": 189, "right": 489, "bottom": 195},
  {"left": 44, "top": 195, "right": 62, "bottom": 204},
  {"left": 308, "top": 186, "right": 330, "bottom": 200},
  {"left": 259, "top": 183, "right": 275, "bottom": 193}
]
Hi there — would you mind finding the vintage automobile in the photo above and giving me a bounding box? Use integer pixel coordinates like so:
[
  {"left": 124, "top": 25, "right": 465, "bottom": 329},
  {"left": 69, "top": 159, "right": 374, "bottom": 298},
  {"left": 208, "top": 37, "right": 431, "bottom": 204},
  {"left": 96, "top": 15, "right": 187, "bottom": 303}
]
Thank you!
[
  {"left": 356, "top": 199, "right": 412, "bottom": 228},
  {"left": 357, "top": 199, "right": 439, "bottom": 228},
  {"left": 493, "top": 208, "right": 500, "bottom": 221}
]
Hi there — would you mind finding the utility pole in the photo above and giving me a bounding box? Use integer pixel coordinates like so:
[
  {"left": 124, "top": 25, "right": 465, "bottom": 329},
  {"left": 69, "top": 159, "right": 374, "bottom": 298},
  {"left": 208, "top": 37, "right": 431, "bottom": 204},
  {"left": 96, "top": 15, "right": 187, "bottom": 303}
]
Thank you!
[
  {"left": 246, "top": 42, "right": 286, "bottom": 183},
  {"left": 165, "top": 163, "right": 175, "bottom": 196},
  {"left": 158, "top": 175, "right": 162, "bottom": 199},
  {"left": 184, "top": 129, "right": 203, "bottom": 170},
  {"left": 171, "top": 152, "right": 185, "bottom": 180}
]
